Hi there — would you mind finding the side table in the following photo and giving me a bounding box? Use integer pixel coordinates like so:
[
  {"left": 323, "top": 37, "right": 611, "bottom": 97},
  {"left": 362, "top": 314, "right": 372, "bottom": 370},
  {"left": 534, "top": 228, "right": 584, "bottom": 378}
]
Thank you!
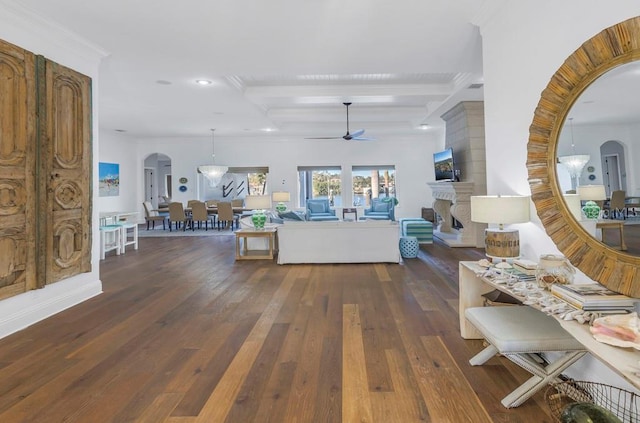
[{"left": 235, "top": 228, "right": 277, "bottom": 260}]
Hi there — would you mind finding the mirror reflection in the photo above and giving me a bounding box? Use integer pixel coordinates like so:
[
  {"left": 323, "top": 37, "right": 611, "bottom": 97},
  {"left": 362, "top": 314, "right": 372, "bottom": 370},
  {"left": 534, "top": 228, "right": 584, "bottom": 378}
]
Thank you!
[{"left": 557, "top": 61, "right": 640, "bottom": 256}]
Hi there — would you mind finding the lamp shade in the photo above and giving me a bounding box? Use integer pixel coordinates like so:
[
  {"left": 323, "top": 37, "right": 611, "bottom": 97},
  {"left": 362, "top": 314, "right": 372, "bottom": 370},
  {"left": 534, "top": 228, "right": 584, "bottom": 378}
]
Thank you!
[
  {"left": 244, "top": 195, "right": 272, "bottom": 210},
  {"left": 272, "top": 191, "right": 291, "bottom": 202},
  {"left": 563, "top": 194, "right": 582, "bottom": 221},
  {"left": 577, "top": 184, "right": 606, "bottom": 201},
  {"left": 470, "top": 195, "right": 531, "bottom": 225}
]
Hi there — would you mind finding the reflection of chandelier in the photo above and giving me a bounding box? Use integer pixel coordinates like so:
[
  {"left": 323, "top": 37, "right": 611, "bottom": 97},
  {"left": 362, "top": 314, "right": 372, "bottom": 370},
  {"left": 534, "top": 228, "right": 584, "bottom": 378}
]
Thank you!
[
  {"left": 558, "top": 118, "right": 590, "bottom": 189},
  {"left": 198, "top": 129, "right": 227, "bottom": 187}
]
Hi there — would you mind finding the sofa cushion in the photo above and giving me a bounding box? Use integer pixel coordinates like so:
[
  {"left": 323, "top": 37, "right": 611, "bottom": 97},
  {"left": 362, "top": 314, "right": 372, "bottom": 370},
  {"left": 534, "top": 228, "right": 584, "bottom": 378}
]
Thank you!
[
  {"left": 279, "top": 210, "right": 306, "bottom": 221},
  {"left": 308, "top": 202, "right": 326, "bottom": 213},
  {"left": 373, "top": 202, "right": 389, "bottom": 212}
]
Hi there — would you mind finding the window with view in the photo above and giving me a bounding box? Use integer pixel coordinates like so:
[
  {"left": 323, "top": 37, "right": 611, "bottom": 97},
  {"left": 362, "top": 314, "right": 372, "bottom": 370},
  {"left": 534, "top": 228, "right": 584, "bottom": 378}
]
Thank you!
[
  {"left": 297, "top": 166, "right": 342, "bottom": 207},
  {"left": 352, "top": 166, "right": 396, "bottom": 207}
]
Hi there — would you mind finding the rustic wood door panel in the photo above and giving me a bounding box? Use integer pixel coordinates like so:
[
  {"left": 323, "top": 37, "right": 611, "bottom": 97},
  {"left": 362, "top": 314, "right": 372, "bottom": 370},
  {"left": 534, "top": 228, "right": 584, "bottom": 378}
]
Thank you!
[
  {"left": 37, "top": 56, "right": 92, "bottom": 287},
  {"left": 0, "top": 39, "right": 36, "bottom": 300}
]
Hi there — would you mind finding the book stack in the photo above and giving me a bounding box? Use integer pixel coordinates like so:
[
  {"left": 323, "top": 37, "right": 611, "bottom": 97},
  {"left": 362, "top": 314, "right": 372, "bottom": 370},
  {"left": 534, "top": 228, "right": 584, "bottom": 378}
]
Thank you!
[
  {"left": 551, "top": 283, "right": 637, "bottom": 312},
  {"left": 513, "top": 259, "right": 537, "bottom": 276}
]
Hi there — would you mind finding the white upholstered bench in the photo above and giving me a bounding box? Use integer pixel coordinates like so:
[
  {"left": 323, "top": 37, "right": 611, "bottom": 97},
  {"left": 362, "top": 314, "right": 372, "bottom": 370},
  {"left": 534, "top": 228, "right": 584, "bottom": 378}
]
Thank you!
[{"left": 465, "top": 306, "right": 587, "bottom": 408}]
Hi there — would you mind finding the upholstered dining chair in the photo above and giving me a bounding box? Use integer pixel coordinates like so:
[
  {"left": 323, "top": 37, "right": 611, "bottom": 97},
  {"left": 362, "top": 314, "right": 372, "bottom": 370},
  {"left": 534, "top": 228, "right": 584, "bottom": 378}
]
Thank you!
[
  {"left": 142, "top": 201, "right": 167, "bottom": 230},
  {"left": 168, "top": 202, "right": 192, "bottom": 231},
  {"left": 190, "top": 200, "right": 214, "bottom": 230},
  {"left": 216, "top": 201, "right": 239, "bottom": 230}
]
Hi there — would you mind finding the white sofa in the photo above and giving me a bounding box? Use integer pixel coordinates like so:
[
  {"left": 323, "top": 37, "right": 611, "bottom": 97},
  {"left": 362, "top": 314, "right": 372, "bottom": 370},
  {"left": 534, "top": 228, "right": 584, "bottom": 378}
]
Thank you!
[{"left": 276, "top": 220, "right": 401, "bottom": 264}]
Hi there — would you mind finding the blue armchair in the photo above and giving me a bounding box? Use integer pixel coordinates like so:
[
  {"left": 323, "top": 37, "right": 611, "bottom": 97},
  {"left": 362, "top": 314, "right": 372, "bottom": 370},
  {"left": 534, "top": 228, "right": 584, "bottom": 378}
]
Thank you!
[
  {"left": 306, "top": 199, "right": 339, "bottom": 221},
  {"left": 363, "top": 198, "right": 395, "bottom": 221}
]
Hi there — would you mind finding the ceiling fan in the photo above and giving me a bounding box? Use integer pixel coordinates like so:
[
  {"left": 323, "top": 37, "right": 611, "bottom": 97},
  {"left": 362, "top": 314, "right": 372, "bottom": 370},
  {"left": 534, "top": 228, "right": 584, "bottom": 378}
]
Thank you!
[{"left": 305, "top": 102, "right": 373, "bottom": 141}]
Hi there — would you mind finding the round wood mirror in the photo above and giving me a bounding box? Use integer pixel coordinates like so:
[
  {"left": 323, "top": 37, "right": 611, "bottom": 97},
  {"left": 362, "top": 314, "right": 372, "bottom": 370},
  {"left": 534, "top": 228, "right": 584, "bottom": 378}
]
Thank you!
[{"left": 527, "top": 16, "right": 640, "bottom": 298}]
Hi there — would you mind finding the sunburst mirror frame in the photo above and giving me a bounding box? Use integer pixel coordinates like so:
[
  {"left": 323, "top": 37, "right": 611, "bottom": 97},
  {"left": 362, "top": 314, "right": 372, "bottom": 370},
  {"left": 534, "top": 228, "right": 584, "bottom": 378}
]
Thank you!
[{"left": 527, "top": 16, "right": 640, "bottom": 297}]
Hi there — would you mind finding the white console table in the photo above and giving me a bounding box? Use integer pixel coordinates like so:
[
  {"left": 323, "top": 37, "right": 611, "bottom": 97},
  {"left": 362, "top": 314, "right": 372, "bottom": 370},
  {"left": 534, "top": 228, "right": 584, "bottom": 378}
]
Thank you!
[{"left": 459, "top": 261, "right": 640, "bottom": 390}]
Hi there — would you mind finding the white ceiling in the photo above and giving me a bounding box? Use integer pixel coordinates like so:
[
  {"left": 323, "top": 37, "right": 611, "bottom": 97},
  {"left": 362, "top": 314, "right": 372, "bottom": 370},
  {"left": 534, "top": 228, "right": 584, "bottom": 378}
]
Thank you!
[{"left": 14, "top": 0, "right": 486, "bottom": 140}]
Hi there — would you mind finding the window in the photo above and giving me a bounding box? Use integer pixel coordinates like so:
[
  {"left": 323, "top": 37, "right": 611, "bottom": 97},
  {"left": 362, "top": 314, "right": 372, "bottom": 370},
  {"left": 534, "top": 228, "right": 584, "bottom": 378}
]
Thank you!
[
  {"left": 352, "top": 166, "right": 396, "bottom": 207},
  {"left": 297, "top": 166, "right": 342, "bottom": 207}
]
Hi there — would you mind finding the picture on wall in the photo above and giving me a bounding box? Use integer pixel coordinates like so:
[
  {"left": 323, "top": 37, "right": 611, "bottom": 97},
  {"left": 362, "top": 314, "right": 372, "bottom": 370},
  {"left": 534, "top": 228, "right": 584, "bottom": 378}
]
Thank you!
[{"left": 99, "top": 162, "right": 120, "bottom": 197}]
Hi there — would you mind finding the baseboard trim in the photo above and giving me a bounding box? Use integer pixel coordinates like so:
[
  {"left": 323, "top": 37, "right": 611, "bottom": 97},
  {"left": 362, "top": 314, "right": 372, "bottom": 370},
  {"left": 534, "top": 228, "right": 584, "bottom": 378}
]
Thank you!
[{"left": 0, "top": 277, "right": 103, "bottom": 339}]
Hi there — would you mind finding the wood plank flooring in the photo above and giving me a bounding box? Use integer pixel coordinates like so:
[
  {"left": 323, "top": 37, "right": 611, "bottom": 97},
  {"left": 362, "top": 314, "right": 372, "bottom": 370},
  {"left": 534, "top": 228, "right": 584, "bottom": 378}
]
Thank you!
[{"left": 0, "top": 233, "right": 557, "bottom": 422}]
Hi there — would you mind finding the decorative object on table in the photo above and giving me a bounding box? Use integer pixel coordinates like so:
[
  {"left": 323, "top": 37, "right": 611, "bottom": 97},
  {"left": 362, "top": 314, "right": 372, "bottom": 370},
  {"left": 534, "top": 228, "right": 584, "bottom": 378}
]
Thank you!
[
  {"left": 590, "top": 312, "right": 640, "bottom": 349},
  {"left": 546, "top": 381, "right": 635, "bottom": 423},
  {"left": 198, "top": 128, "right": 228, "bottom": 187},
  {"left": 535, "top": 254, "right": 575, "bottom": 289},
  {"left": 272, "top": 191, "right": 290, "bottom": 213},
  {"left": 98, "top": 162, "right": 120, "bottom": 197},
  {"left": 179, "top": 185, "right": 187, "bottom": 192},
  {"left": 179, "top": 177, "right": 188, "bottom": 184},
  {"left": 470, "top": 195, "right": 531, "bottom": 262},
  {"left": 577, "top": 184, "right": 606, "bottom": 219},
  {"left": 558, "top": 118, "right": 590, "bottom": 191},
  {"left": 244, "top": 195, "right": 272, "bottom": 230}
]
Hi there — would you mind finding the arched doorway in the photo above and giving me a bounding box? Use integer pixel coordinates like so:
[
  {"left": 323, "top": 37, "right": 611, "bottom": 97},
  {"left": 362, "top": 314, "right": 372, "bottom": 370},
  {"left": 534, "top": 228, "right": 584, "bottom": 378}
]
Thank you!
[{"left": 143, "top": 153, "right": 172, "bottom": 208}]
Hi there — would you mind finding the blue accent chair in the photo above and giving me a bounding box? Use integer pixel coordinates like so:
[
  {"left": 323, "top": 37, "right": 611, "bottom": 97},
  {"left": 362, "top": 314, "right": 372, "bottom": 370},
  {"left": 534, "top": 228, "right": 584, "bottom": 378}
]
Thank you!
[
  {"left": 306, "top": 199, "right": 339, "bottom": 221},
  {"left": 363, "top": 198, "right": 395, "bottom": 221}
]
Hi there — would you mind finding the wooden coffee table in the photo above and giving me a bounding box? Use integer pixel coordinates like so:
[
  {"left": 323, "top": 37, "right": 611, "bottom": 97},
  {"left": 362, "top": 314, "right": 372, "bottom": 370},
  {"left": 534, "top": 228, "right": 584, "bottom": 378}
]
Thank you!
[{"left": 235, "top": 228, "right": 277, "bottom": 260}]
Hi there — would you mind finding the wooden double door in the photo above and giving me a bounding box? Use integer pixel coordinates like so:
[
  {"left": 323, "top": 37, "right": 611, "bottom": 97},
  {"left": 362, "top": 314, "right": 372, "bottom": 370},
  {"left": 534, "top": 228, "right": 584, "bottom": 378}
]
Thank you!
[{"left": 0, "top": 38, "right": 92, "bottom": 301}]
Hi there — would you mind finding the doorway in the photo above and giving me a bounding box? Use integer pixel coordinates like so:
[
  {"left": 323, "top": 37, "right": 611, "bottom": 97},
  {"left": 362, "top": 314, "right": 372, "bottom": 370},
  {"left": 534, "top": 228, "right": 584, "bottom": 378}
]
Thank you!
[
  {"left": 143, "top": 153, "right": 172, "bottom": 208},
  {"left": 600, "top": 140, "right": 626, "bottom": 197}
]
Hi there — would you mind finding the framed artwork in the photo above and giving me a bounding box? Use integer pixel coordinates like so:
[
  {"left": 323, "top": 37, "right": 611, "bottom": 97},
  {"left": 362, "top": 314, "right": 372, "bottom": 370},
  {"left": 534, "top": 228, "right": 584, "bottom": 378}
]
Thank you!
[{"left": 99, "top": 162, "right": 120, "bottom": 197}]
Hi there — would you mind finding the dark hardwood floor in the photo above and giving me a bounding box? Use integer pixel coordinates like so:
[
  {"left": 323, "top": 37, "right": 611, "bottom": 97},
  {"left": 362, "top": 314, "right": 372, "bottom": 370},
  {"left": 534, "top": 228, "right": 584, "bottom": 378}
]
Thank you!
[{"left": 0, "top": 233, "right": 557, "bottom": 422}]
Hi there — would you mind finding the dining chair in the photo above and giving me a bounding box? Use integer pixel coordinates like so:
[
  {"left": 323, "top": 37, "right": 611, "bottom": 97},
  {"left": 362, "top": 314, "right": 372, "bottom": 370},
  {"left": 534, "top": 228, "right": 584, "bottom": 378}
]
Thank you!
[
  {"left": 168, "top": 202, "right": 192, "bottom": 231},
  {"left": 216, "top": 201, "right": 239, "bottom": 230},
  {"left": 190, "top": 201, "right": 214, "bottom": 230},
  {"left": 231, "top": 198, "right": 244, "bottom": 208},
  {"left": 142, "top": 201, "right": 167, "bottom": 230}
]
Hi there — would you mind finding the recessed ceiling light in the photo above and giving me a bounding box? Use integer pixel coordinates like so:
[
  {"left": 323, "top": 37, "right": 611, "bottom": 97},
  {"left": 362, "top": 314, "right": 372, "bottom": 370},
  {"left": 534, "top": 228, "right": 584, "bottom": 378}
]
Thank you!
[
  {"left": 262, "top": 128, "right": 275, "bottom": 132},
  {"left": 419, "top": 124, "right": 430, "bottom": 130},
  {"left": 195, "top": 79, "right": 213, "bottom": 86},
  {"left": 156, "top": 80, "right": 172, "bottom": 85}
]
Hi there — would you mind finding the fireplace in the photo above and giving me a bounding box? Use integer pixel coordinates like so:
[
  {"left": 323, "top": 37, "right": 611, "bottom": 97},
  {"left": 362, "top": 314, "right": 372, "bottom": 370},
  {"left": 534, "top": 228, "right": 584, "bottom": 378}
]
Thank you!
[{"left": 426, "top": 182, "right": 484, "bottom": 247}]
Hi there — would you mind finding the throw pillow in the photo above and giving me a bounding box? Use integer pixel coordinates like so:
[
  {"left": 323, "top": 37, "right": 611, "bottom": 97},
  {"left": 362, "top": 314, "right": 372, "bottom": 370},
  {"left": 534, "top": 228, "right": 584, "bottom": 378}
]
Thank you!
[
  {"left": 373, "top": 203, "right": 389, "bottom": 212},
  {"left": 279, "top": 210, "right": 305, "bottom": 221},
  {"left": 308, "top": 202, "right": 325, "bottom": 213}
]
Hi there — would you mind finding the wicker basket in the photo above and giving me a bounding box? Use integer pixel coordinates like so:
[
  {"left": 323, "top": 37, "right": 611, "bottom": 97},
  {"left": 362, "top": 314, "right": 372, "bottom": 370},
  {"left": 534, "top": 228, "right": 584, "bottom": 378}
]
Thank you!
[{"left": 545, "top": 380, "right": 640, "bottom": 422}]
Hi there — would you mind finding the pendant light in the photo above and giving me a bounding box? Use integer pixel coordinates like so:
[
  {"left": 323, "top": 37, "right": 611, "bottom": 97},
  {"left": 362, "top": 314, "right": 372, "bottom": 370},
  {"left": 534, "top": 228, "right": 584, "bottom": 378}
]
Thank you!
[
  {"left": 558, "top": 118, "right": 590, "bottom": 190},
  {"left": 198, "top": 128, "right": 228, "bottom": 187}
]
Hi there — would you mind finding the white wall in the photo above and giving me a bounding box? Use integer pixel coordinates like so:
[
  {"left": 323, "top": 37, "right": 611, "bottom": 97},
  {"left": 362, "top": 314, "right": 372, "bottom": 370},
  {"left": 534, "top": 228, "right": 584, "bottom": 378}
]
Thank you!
[
  {"left": 479, "top": 0, "right": 640, "bottom": 391},
  {"left": 98, "top": 131, "right": 140, "bottom": 213},
  {"left": 109, "top": 134, "right": 442, "bottom": 222},
  {"left": 0, "top": 2, "right": 106, "bottom": 338}
]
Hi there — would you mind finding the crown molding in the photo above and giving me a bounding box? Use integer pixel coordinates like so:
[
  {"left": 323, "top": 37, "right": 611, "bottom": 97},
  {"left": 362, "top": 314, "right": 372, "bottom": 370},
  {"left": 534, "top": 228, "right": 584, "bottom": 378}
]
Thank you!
[{"left": 0, "top": 0, "right": 108, "bottom": 65}]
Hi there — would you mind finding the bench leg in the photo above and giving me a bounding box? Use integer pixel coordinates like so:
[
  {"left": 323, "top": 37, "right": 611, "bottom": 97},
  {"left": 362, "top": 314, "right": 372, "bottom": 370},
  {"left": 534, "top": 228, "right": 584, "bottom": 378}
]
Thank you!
[
  {"left": 500, "top": 351, "right": 586, "bottom": 408},
  {"left": 469, "top": 344, "right": 499, "bottom": 366}
]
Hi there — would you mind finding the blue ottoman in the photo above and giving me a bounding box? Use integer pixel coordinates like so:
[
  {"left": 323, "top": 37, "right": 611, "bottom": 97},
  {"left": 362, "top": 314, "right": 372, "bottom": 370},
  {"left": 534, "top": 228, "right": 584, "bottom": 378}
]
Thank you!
[
  {"left": 399, "top": 218, "right": 433, "bottom": 244},
  {"left": 399, "top": 236, "right": 419, "bottom": 258}
]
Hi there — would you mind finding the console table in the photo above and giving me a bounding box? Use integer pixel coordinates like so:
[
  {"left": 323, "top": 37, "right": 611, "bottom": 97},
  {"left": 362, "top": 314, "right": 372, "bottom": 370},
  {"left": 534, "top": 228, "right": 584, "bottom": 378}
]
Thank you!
[{"left": 459, "top": 261, "right": 640, "bottom": 390}]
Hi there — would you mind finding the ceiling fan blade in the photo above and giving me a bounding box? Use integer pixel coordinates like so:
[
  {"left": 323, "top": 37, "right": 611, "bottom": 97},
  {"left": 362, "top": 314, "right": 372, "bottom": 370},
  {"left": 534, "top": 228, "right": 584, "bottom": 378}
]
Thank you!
[
  {"left": 352, "top": 136, "right": 375, "bottom": 141},
  {"left": 350, "top": 129, "right": 365, "bottom": 138}
]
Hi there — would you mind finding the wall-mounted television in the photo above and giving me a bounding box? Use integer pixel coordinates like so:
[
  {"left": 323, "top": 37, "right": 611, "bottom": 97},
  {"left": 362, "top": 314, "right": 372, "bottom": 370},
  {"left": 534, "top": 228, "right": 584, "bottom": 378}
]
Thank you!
[{"left": 433, "top": 148, "right": 455, "bottom": 182}]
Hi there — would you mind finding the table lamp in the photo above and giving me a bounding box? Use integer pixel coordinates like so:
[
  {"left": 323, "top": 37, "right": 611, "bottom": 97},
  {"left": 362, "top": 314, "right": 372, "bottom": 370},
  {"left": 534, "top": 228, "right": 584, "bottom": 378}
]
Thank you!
[
  {"left": 577, "top": 184, "right": 606, "bottom": 219},
  {"left": 244, "top": 195, "right": 272, "bottom": 229},
  {"left": 272, "top": 191, "right": 290, "bottom": 213},
  {"left": 470, "top": 195, "right": 531, "bottom": 263},
  {"left": 562, "top": 193, "right": 583, "bottom": 221}
]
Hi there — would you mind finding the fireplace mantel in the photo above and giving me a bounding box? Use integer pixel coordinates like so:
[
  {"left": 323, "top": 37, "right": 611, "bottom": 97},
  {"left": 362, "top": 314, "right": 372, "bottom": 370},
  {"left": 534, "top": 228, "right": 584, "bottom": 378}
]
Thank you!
[{"left": 427, "top": 182, "right": 484, "bottom": 247}]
